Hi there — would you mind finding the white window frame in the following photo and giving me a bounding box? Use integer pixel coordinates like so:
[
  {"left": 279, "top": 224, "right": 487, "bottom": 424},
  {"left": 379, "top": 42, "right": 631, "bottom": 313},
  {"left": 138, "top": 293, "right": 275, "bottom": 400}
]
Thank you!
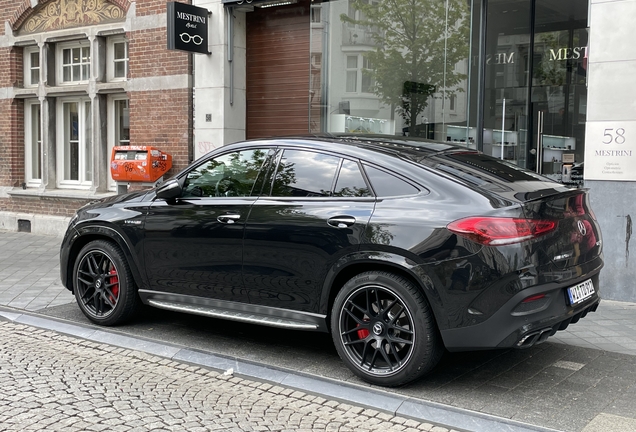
[
  {"left": 56, "top": 97, "right": 93, "bottom": 189},
  {"left": 345, "top": 55, "right": 358, "bottom": 93},
  {"left": 57, "top": 41, "right": 91, "bottom": 85},
  {"left": 23, "top": 46, "right": 40, "bottom": 87},
  {"left": 360, "top": 55, "right": 373, "bottom": 93},
  {"left": 107, "top": 95, "right": 130, "bottom": 191},
  {"left": 107, "top": 37, "right": 129, "bottom": 81},
  {"left": 345, "top": 54, "right": 374, "bottom": 94},
  {"left": 24, "top": 99, "right": 42, "bottom": 187},
  {"left": 310, "top": 4, "right": 322, "bottom": 23}
]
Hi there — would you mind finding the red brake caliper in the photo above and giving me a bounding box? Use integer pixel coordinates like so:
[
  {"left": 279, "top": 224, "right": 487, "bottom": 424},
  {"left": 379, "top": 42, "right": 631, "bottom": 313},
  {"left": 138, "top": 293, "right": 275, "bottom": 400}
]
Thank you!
[
  {"left": 356, "top": 320, "right": 370, "bottom": 339},
  {"left": 109, "top": 267, "right": 119, "bottom": 303}
]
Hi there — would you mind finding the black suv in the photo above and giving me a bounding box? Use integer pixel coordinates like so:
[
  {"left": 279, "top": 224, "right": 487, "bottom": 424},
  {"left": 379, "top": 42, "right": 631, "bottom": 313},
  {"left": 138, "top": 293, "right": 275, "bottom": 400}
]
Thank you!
[{"left": 61, "top": 135, "right": 603, "bottom": 386}]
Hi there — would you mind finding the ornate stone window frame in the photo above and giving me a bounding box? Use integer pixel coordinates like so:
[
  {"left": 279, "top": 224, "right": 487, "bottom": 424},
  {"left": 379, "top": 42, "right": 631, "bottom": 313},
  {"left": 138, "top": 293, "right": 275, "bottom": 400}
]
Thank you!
[
  {"left": 107, "top": 36, "right": 128, "bottom": 82},
  {"left": 57, "top": 40, "right": 92, "bottom": 84},
  {"left": 23, "top": 45, "right": 41, "bottom": 87}
]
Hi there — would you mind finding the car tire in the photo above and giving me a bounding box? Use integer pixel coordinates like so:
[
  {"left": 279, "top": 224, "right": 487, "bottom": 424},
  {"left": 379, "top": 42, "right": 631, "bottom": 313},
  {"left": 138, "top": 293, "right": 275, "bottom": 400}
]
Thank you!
[
  {"left": 331, "top": 271, "right": 443, "bottom": 387},
  {"left": 73, "top": 240, "right": 140, "bottom": 326}
]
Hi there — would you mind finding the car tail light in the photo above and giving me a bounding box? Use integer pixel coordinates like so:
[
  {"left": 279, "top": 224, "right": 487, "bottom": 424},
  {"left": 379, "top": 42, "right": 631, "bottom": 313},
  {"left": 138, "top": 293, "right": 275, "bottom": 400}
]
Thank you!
[
  {"left": 522, "top": 293, "right": 546, "bottom": 303},
  {"left": 447, "top": 217, "right": 556, "bottom": 246},
  {"left": 512, "top": 293, "right": 551, "bottom": 316}
]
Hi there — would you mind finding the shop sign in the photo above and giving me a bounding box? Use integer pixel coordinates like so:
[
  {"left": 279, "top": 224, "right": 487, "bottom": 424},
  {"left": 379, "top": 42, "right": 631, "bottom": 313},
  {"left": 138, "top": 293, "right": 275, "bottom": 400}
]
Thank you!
[
  {"left": 167, "top": 2, "right": 210, "bottom": 55},
  {"left": 478, "top": 45, "right": 588, "bottom": 66},
  {"left": 486, "top": 52, "right": 515, "bottom": 65},
  {"left": 548, "top": 46, "right": 588, "bottom": 61},
  {"left": 585, "top": 121, "right": 636, "bottom": 181}
]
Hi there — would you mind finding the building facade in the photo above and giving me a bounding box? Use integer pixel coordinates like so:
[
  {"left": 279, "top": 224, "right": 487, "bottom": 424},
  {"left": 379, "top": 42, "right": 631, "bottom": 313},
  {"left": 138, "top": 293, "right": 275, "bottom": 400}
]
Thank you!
[
  {"left": 0, "top": 0, "right": 193, "bottom": 234},
  {"left": 1, "top": 0, "right": 635, "bottom": 302}
]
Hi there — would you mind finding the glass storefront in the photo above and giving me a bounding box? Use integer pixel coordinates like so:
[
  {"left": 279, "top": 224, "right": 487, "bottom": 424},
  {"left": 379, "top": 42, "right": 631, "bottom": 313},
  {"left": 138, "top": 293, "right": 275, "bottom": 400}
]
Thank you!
[
  {"left": 310, "top": 0, "right": 478, "bottom": 147},
  {"left": 307, "top": 0, "right": 588, "bottom": 186}
]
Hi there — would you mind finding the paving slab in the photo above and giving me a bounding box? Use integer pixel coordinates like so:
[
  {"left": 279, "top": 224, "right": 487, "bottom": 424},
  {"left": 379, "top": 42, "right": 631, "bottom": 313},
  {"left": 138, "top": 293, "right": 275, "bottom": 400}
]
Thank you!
[{"left": 581, "top": 414, "right": 636, "bottom": 432}]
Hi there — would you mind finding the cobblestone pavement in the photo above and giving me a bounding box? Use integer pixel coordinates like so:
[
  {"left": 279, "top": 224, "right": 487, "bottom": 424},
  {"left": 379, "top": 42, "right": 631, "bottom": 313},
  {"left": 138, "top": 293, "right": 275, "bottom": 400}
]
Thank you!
[{"left": 0, "top": 321, "right": 457, "bottom": 432}]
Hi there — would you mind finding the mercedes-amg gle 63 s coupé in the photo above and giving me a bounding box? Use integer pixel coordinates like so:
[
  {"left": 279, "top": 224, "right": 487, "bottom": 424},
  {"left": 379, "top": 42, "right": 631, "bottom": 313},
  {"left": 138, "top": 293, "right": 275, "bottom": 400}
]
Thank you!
[{"left": 60, "top": 135, "right": 603, "bottom": 387}]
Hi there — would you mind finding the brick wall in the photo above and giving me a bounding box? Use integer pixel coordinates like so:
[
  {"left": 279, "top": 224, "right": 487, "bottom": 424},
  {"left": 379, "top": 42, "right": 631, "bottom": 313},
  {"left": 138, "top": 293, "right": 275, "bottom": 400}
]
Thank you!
[
  {"left": 0, "top": 44, "right": 24, "bottom": 188},
  {"left": 0, "top": 99, "right": 25, "bottom": 188},
  {"left": 135, "top": 0, "right": 190, "bottom": 17},
  {"left": 0, "top": 45, "right": 23, "bottom": 90},
  {"left": 128, "top": 16, "right": 193, "bottom": 175},
  {"left": 129, "top": 88, "right": 193, "bottom": 174},
  {"left": 0, "top": 196, "right": 90, "bottom": 217},
  {"left": 129, "top": 27, "right": 191, "bottom": 79}
]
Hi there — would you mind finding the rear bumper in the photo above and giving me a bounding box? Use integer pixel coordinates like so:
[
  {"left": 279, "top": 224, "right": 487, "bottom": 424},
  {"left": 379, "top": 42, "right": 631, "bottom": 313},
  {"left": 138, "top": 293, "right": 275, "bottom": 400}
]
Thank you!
[{"left": 440, "top": 272, "right": 601, "bottom": 351}]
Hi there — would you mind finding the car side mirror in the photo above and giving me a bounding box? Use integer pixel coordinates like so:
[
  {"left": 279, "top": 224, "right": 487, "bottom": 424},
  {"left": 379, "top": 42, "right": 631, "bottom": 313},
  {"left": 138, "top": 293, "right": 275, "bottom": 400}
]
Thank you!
[{"left": 155, "top": 178, "right": 182, "bottom": 201}]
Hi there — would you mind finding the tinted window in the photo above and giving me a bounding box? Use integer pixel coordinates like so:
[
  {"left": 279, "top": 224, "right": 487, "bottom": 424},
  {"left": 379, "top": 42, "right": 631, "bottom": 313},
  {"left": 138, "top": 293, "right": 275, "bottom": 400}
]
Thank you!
[
  {"left": 421, "top": 152, "right": 569, "bottom": 197},
  {"left": 333, "top": 160, "right": 371, "bottom": 197},
  {"left": 182, "top": 149, "right": 267, "bottom": 198},
  {"left": 270, "top": 150, "right": 340, "bottom": 197},
  {"left": 364, "top": 165, "right": 419, "bottom": 197},
  {"left": 443, "top": 153, "right": 548, "bottom": 183}
]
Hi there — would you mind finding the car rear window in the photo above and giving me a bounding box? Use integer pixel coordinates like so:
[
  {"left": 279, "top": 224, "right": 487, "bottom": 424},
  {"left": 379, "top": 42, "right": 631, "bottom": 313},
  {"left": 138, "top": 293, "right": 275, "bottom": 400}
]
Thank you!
[
  {"left": 445, "top": 153, "right": 547, "bottom": 182},
  {"left": 422, "top": 152, "right": 558, "bottom": 195}
]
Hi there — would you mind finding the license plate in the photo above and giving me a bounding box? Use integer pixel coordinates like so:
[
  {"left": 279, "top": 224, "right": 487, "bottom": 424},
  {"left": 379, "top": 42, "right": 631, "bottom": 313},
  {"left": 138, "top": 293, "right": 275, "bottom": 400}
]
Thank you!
[{"left": 567, "top": 279, "right": 595, "bottom": 305}]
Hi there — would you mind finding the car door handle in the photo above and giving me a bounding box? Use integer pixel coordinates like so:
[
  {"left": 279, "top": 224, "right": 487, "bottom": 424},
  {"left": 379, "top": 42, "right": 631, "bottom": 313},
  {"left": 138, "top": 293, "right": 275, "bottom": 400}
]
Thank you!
[
  {"left": 327, "top": 216, "right": 356, "bottom": 228},
  {"left": 217, "top": 214, "right": 241, "bottom": 224}
]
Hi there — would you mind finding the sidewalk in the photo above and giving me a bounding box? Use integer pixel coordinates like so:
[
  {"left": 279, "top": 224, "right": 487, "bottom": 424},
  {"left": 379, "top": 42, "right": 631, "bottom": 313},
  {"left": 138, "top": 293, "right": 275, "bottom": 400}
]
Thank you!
[{"left": 1, "top": 230, "right": 636, "bottom": 432}]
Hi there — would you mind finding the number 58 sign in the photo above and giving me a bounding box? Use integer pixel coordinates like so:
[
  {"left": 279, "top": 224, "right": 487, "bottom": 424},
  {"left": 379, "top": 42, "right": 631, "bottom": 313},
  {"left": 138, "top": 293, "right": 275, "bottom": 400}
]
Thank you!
[
  {"left": 602, "top": 128, "right": 626, "bottom": 145},
  {"left": 585, "top": 122, "right": 635, "bottom": 181}
]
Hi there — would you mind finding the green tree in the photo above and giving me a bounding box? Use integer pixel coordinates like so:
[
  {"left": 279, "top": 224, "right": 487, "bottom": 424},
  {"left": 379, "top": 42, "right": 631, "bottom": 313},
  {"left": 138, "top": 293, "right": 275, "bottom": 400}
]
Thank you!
[
  {"left": 341, "top": 0, "right": 470, "bottom": 135},
  {"left": 533, "top": 32, "right": 567, "bottom": 87}
]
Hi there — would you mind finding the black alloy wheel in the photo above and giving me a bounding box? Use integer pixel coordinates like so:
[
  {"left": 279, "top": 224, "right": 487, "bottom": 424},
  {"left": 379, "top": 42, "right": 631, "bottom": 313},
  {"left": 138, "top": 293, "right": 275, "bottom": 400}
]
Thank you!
[
  {"left": 73, "top": 240, "right": 139, "bottom": 326},
  {"left": 331, "top": 271, "right": 443, "bottom": 387}
]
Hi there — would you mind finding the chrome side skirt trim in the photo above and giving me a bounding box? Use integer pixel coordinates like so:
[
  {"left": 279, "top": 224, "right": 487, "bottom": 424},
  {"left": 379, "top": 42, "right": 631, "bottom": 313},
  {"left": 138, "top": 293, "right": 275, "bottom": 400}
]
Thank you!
[
  {"left": 139, "top": 290, "right": 327, "bottom": 331},
  {"left": 148, "top": 299, "right": 319, "bottom": 330}
]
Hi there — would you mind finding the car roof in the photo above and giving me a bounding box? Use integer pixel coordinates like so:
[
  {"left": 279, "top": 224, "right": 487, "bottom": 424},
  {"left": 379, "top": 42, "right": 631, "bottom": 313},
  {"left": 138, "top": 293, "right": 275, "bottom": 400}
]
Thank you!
[
  {"left": 238, "top": 134, "right": 574, "bottom": 203},
  {"left": 238, "top": 133, "right": 469, "bottom": 162}
]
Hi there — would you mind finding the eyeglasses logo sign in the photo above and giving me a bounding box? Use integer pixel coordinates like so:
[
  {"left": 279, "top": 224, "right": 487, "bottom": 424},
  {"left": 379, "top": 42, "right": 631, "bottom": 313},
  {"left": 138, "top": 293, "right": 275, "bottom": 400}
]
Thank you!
[
  {"left": 167, "top": 2, "right": 210, "bottom": 55},
  {"left": 179, "top": 33, "right": 204, "bottom": 45}
]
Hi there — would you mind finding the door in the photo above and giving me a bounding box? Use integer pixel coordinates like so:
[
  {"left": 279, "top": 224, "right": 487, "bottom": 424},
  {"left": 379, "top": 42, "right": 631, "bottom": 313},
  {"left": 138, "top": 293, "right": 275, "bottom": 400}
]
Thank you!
[
  {"left": 142, "top": 148, "right": 269, "bottom": 302},
  {"left": 531, "top": 20, "right": 588, "bottom": 186},
  {"left": 242, "top": 148, "right": 375, "bottom": 313},
  {"left": 482, "top": 0, "right": 588, "bottom": 186},
  {"left": 245, "top": 0, "right": 311, "bottom": 138},
  {"left": 482, "top": 0, "right": 533, "bottom": 168}
]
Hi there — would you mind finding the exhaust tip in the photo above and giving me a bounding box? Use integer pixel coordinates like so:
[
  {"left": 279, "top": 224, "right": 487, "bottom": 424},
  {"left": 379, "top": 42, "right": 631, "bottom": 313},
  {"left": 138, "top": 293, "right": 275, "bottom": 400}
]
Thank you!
[{"left": 516, "top": 327, "right": 553, "bottom": 348}]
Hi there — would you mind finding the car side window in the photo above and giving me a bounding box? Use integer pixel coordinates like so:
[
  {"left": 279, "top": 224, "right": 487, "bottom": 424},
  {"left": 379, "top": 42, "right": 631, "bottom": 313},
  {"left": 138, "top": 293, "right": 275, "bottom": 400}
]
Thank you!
[
  {"left": 182, "top": 149, "right": 268, "bottom": 198},
  {"left": 333, "top": 159, "right": 372, "bottom": 197},
  {"left": 269, "top": 149, "right": 340, "bottom": 197},
  {"left": 363, "top": 165, "right": 419, "bottom": 197}
]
